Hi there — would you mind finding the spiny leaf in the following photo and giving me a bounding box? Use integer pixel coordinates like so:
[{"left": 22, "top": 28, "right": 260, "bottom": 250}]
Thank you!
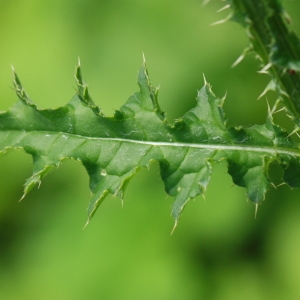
[{"left": 1, "top": 61, "right": 300, "bottom": 229}]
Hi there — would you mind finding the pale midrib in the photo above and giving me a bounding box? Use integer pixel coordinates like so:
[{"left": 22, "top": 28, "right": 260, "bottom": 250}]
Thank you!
[
  {"left": 2, "top": 130, "right": 300, "bottom": 157},
  {"left": 76, "top": 134, "right": 300, "bottom": 157}
]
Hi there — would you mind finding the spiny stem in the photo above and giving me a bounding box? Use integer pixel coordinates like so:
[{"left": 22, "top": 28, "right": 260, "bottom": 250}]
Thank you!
[{"left": 228, "top": 0, "right": 300, "bottom": 124}]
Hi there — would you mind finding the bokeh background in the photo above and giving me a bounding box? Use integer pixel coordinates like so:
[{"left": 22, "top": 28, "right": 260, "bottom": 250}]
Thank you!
[{"left": 0, "top": 0, "right": 300, "bottom": 299}]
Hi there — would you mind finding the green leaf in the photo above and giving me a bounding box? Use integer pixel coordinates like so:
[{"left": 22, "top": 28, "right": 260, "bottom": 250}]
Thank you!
[{"left": 1, "top": 61, "right": 300, "bottom": 229}]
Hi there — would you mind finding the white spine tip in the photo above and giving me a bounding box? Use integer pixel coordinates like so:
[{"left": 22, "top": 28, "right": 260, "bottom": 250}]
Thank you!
[
  {"left": 255, "top": 203, "right": 258, "bottom": 218},
  {"left": 142, "top": 52, "right": 146, "bottom": 64},
  {"left": 232, "top": 54, "right": 245, "bottom": 68},
  {"left": 170, "top": 219, "right": 178, "bottom": 235},
  {"left": 217, "top": 4, "right": 230, "bottom": 13},
  {"left": 19, "top": 194, "right": 26, "bottom": 202},
  {"left": 211, "top": 17, "right": 229, "bottom": 26},
  {"left": 201, "top": 0, "right": 210, "bottom": 7},
  {"left": 202, "top": 73, "right": 208, "bottom": 85},
  {"left": 82, "top": 219, "right": 90, "bottom": 230},
  {"left": 222, "top": 90, "right": 227, "bottom": 101},
  {"left": 258, "top": 62, "right": 272, "bottom": 74}
]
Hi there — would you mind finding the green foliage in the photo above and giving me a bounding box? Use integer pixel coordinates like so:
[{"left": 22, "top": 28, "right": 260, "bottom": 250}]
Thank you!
[{"left": 1, "top": 0, "right": 300, "bottom": 229}]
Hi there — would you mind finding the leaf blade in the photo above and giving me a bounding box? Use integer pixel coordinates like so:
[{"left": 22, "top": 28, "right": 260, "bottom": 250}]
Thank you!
[{"left": 1, "top": 62, "right": 300, "bottom": 226}]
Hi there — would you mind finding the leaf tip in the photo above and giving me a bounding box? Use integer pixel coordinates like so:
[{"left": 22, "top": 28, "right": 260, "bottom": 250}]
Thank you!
[
  {"left": 211, "top": 15, "right": 230, "bottom": 26},
  {"left": 202, "top": 73, "right": 208, "bottom": 86},
  {"left": 82, "top": 219, "right": 90, "bottom": 230},
  {"left": 142, "top": 52, "right": 146, "bottom": 65},
  {"left": 12, "top": 68, "right": 21, "bottom": 89},
  {"left": 286, "top": 127, "right": 300, "bottom": 138},
  {"left": 231, "top": 48, "right": 250, "bottom": 68},
  {"left": 19, "top": 194, "right": 26, "bottom": 202},
  {"left": 201, "top": 0, "right": 210, "bottom": 7},
  {"left": 217, "top": 4, "right": 230, "bottom": 13},
  {"left": 258, "top": 62, "right": 272, "bottom": 74},
  {"left": 283, "top": 9, "right": 292, "bottom": 25},
  {"left": 255, "top": 203, "right": 259, "bottom": 218},
  {"left": 258, "top": 80, "right": 276, "bottom": 100},
  {"left": 170, "top": 219, "right": 178, "bottom": 235}
]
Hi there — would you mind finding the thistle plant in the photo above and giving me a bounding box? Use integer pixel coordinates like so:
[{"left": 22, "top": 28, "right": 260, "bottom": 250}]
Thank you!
[{"left": 0, "top": 0, "right": 299, "bottom": 231}]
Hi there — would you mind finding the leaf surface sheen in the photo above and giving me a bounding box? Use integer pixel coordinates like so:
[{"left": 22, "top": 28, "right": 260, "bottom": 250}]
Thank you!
[{"left": 1, "top": 61, "right": 300, "bottom": 227}]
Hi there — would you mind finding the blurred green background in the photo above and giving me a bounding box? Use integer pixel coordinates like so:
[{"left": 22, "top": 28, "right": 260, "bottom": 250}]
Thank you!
[{"left": 1, "top": 0, "right": 300, "bottom": 299}]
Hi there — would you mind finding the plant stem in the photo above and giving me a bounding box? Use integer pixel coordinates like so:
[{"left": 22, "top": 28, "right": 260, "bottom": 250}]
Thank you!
[{"left": 228, "top": 0, "right": 300, "bottom": 124}]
